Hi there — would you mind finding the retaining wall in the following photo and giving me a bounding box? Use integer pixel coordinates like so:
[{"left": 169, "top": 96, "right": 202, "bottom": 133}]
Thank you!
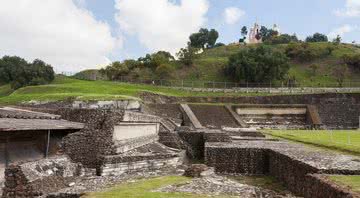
[
  {"left": 2, "top": 156, "right": 85, "bottom": 198},
  {"left": 101, "top": 153, "right": 184, "bottom": 176},
  {"left": 205, "top": 142, "right": 360, "bottom": 198},
  {"left": 304, "top": 174, "right": 360, "bottom": 198},
  {"left": 141, "top": 92, "right": 360, "bottom": 129},
  {"left": 59, "top": 109, "right": 124, "bottom": 169}
]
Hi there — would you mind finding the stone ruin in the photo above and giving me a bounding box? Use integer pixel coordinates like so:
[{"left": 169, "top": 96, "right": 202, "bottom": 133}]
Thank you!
[{"left": 0, "top": 93, "right": 360, "bottom": 198}]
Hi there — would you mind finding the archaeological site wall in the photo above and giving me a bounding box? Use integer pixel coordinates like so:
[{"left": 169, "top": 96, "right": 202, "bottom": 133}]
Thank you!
[
  {"left": 141, "top": 92, "right": 360, "bottom": 129},
  {"left": 205, "top": 141, "right": 360, "bottom": 198},
  {"left": 2, "top": 156, "right": 85, "bottom": 198},
  {"left": 58, "top": 109, "right": 124, "bottom": 169}
]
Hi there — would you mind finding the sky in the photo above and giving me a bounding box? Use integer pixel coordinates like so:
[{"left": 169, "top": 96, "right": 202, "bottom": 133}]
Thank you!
[{"left": 0, "top": 0, "right": 360, "bottom": 72}]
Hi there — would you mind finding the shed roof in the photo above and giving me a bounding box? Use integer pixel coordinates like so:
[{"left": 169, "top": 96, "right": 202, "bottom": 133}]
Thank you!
[
  {"left": 0, "top": 118, "right": 84, "bottom": 132},
  {"left": 0, "top": 107, "right": 60, "bottom": 120}
]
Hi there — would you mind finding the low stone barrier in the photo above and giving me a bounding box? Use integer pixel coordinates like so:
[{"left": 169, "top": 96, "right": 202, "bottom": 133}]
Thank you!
[
  {"left": 2, "top": 156, "right": 85, "bottom": 198},
  {"left": 303, "top": 174, "right": 360, "bottom": 198},
  {"left": 204, "top": 141, "right": 360, "bottom": 198},
  {"left": 101, "top": 154, "right": 184, "bottom": 176}
]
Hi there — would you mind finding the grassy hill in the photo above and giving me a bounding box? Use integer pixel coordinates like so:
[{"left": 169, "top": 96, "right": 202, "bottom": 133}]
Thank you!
[
  {"left": 175, "top": 42, "right": 360, "bottom": 85},
  {"left": 0, "top": 75, "right": 278, "bottom": 105},
  {"left": 74, "top": 42, "right": 360, "bottom": 85}
]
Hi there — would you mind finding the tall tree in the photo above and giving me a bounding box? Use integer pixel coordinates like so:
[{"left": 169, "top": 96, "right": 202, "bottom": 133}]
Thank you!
[
  {"left": 333, "top": 35, "right": 342, "bottom": 45},
  {"left": 240, "top": 26, "right": 248, "bottom": 43},
  {"left": 241, "top": 26, "right": 248, "bottom": 38},
  {"left": 189, "top": 28, "right": 219, "bottom": 49},
  {"left": 306, "top": 33, "right": 328, "bottom": 42}
]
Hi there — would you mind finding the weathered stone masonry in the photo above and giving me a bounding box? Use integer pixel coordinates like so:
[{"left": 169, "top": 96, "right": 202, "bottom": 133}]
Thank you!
[{"left": 205, "top": 141, "right": 360, "bottom": 198}]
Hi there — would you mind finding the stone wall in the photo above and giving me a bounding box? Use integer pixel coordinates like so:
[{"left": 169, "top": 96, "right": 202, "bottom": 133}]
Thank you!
[
  {"left": 59, "top": 109, "right": 124, "bottom": 169},
  {"left": 205, "top": 146, "right": 268, "bottom": 175},
  {"left": 178, "top": 131, "right": 204, "bottom": 160},
  {"left": 2, "top": 156, "right": 84, "bottom": 198},
  {"left": 101, "top": 153, "right": 184, "bottom": 176},
  {"left": 204, "top": 142, "right": 360, "bottom": 198},
  {"left": 268, "top": 150, "right": 318, "bottom": 196},
  {"left": 141, "top": 92, "right": 360, "bottom": 129},
  {"left": 303, "top": 174, "right": 360, "bottom": 198}
]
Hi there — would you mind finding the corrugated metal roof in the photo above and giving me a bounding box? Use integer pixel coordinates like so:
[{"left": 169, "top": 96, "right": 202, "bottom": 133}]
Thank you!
[
  {"left": 0, "top": 107, "right": 61, "bottom": 120},
  {"left": 0, "top": 118, "right": 84, "bottom": 132}
]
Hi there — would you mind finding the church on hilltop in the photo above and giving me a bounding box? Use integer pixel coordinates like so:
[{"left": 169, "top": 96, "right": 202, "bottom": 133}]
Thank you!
[{"left": 248, "top": 22, "right": 280, "bottom": 44}]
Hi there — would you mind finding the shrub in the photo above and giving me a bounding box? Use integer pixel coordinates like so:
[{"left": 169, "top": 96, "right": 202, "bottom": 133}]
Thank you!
[
  {"left": 155, "top": 64, "right": 175, "bottom": 79},
  {"left": 285, "top": 42, "right": 334, "bottom": 62},
  {"left": 225, "top": 45, "right": 290, "bottom": 83},
  {"left": 342, "top": 54, "right": 360, "bottom": 71}
]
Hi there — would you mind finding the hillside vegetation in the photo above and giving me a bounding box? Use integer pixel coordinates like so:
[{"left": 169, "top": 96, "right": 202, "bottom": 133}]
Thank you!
[{"left": 81, "top": 42, "right": 360, "bottom": 86}]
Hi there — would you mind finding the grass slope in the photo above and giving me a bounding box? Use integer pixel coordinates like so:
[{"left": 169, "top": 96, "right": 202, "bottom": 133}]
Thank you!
[
  {"left": 0, "top": 76, "right": 277, "bottom": 105},
  {"left": 329, "top": 175, "right": 360, "bottom": 193},
  {"left": 84, "top": 176, "right": 232, "bottom": 198},
  {"left": 266, "top": 130, "right": 360, "bottom": 155},
  {"left": 0, "top": 84, "right": 13, "bottom": 98},
  {"left": 177, "top": 43, "right": 360, "bottom": 84}
]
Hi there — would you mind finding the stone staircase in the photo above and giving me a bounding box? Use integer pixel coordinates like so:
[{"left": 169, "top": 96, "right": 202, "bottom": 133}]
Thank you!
[{"left": 240, "top": 114, "right": 307, "bottom": 129}]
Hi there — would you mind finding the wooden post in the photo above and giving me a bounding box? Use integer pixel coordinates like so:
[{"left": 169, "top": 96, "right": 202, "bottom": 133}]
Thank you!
[{"left": 45, "top": 130, "right": 50, "bottom": 158}]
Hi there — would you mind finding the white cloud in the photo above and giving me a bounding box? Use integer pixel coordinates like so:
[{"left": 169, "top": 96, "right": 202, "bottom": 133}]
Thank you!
[
  {"left": 328, "top": 24, "right": 358, "bottom": 40},
  {"left": 74, "top": 0, "right": 87, "bottom": 8},
  {"left": 334, "top": 0, "right": 360, "bottom": 17},
  {"left": 0, "top": 0, "right": 118, "bottom": 72},
  {"left": 115, "top": 0, "right": 209, "bottom": 55},
  {"left": 224, "top": 7, "right": 245, "bottom": 25}
]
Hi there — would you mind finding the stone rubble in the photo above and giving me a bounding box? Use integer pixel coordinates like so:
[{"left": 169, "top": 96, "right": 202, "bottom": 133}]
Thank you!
[{"left": 155, "top": 174, "right": 297, "bottom": 198}]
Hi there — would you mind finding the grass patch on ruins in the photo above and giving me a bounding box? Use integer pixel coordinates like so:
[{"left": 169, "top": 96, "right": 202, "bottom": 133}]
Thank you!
[
  {"left": 0, "top": 75, "right": 279, "bottom": 105},
  {"left": 84, "top": 176, "right": 232, "bottom": 198},
  {"left": 266, "top": 130, "right": 360, "bottom": 155},
  {"left": 229, "top": 175, "right": 289, "bottom": 194},
  {"left": 329, "top": 175, "right": 360, "bottom": 193}
]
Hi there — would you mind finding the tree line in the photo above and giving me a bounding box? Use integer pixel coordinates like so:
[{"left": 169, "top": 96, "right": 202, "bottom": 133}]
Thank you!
[{"left": 0, "top": 56, "right": 55, "bottom": 89}]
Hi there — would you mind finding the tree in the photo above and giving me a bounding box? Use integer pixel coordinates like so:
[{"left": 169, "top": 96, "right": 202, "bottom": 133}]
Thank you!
[
  {"left": 176, "top": 46, "right": 198, "bottom": 66},
  {"left": 265, "top": 34, "right": 298, "bottom": 44},
  {"left": 332, "top": 65, "right": 349, "bottom": 87},
  {"left": 240, "top": 26, "right": 248, "bottom": 42},
  {"left": 0, "top": 56, "right": 55, "bottom": 89},
  {"left": 207, "top": 29, "right": 219, "bottom": 48},
  {"left": 333, "top": 35, "right": 342, "bottom": 45},
  {"left": 100, "top": 61, "right": 129, "bottom": 80},
  {"left": 306, "top": 33, "right": 328, "bottom": 42},
  {"left": 257, "top": 26, "right": 279, "bottom": 42},
  {"left": 225, "top": 45, "right": 290, "bottom": 83},
  {"left": 138, "top": 51, "right": 174, "bottom": 70},
  {"left": 155, "top": 64, "right": 175, "bottom": 79},
  {"left": 189, "top": 28, "right": 219, "bottom": 49}
]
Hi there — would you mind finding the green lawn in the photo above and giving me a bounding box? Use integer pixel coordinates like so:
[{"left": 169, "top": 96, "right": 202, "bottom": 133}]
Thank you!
[
  {"left": 329, "top": 175, "right": 360, "bottom": 193},
  {"left": 266, "top": 130, "right": 360, "bottom": 155},
  {"left": 0, "top": 84, "right": 13, "bottom": 98},
  {"left": 84, "top": 176, "right": 232, "bottom": 198},
  {"left": 0, "top": 76, "right": 279, "bottom": 105}
]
